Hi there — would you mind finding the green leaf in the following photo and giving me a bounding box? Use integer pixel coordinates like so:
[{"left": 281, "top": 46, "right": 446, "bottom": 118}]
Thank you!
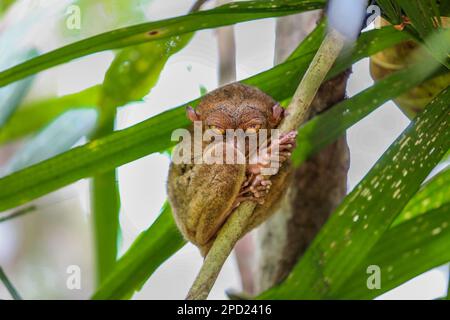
[
  {"left": 0, "top": 25, "right": 409, "bottom": 145},
  {"left": 0, "top": 206, "right": 35, "bottom": 224},
  {"left": 393, "top": 166, "right": 450, "bottom": 225},
  {"left": 101, "top": 35, "right": 192, "bottom": 108},
  {"left": 332, "top": 204, "right": 450, "bottom": 299},
  {"left": 377, "top": 0, "right": 402, "bottom": 24},
  {"left": 441, "top": 1, "right": 450, "bottom": 16},
  {"left": 293, "top": 25, "right": 450, "bottom": 165},
  {"left": 0, "top": 0, "right": 326, "bottom": 88},
  {"left": 0, "top": 266, "right": 22, "bottom": 300},
  {"left": 0, "top": 27, "right": 412, "bottom": 213},
  {"left": 0, "top": 86, "right": 100, "bottom": 145},
  {"left": 292, "top": 60, "right": 446, "bottom": 165},
  {"left": 259, "top": 86, "right": 450, "bottom": 299},
  {"left": 0, "top": 0, "right": 15, "bottom": 16},
  {"left": 398, "top": 0, "right": 440, "bottom": 35},
  {"left": 0, "top": 78, "right": 33, "bottom": 127},
  {"left": 92, "top": 167, "right": 121, "bottom": 285},
  {"left": 91, "top": 204, "right": 186, "bottom": 300},
  {"left": 3, "top": 109, "right": 97, "bottom": 174},
  {"left": 0, "top": 35, "right": 192, "bottom": 145},
  {"left": 64, "top": 0, "right": 153, "bottom": 39},
  {"left": 287, "top": 19, "right": 326, "bottom": 60}
]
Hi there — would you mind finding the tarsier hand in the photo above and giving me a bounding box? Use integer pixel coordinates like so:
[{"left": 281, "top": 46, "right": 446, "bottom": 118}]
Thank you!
[
  {"left": 167, "top": 83, "right": 296, "bottom": 255},
  {"left": 236, "top": 131, "right": 297, "bottom": 206}
]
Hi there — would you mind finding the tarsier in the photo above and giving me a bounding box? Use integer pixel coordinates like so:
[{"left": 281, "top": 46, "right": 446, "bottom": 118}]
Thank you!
[{"left": 168, "top": 83, "right": 297, "bottom": 255}]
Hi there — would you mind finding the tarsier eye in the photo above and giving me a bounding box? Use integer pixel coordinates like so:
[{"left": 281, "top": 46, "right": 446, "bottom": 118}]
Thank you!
[
  {"left": 208, "top": 125, "right": 225, "bottom": 135},
  {"left": 245, "top": 124, "right": 261, "bottom": 134}
]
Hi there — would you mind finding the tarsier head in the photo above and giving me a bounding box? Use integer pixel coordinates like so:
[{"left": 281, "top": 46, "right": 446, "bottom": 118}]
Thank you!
[{"left": 186, "top": 83, "right": 285, "bottom": 134}]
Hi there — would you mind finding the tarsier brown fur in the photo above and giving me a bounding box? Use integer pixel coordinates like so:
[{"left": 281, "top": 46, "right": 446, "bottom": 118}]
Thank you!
[{"left": 167, "top": 83, "right": 297, "bottom": 255}]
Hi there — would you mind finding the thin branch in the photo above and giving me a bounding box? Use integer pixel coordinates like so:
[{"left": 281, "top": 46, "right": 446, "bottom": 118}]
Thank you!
[
  {"left": 0, "top": 267, "right": 23, "bottom": 300},
  {"left": 186, "top": 29, "right": 346, "bottom": 300}
]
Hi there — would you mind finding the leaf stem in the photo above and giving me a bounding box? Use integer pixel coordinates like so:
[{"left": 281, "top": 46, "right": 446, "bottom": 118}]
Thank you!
[{"left": 186, "top": 28, "right": 345, "bottom": 300}]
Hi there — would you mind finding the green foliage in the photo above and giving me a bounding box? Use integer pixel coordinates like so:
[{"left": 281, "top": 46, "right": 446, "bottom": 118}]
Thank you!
[
  {"left": 89, "top": 10, "right": 195, "bottom": 285},
  {"left": 0, "top": 86, "right": 100, "bottom": 145},
  {"left": 101, "top": 35, "right": 192, "bottom": 108},
  {"left": 0, "top": 49, "right": 37, "bottom": 127},
  {"left": 64, "top": 0, "right": 153, "bottom": 38},
  {"left": 0, "top": 266, "right": 22, "bottom": 300},
  {"left": 394, "top": 167, "right": 450, "bottom": 225},
  {"left": 293, "top": 59, "right": 446, "bottom": 165},
  {"left": 0, "top": 27, "right": 408, "bottom": 213},
  {"left": 441, "top": 1, "right": 450, "bottom": 16},
  {"left": 397, "top": 0, "right": 449, "bottom": 68},
  {"left": 378, "top": 0, "right": 450, "bottom": 68},
  {"left": 376, "top": 0, "right": 402, "bottom": 24},
  {"left": 0, "top": 0, "right": 15, "bottom": 16},
  {"left": 92, "top": 204, "right": 185, "bottom": 300},
  {"left": 334, "top": 204, "right": 450, "bottom": 299}
]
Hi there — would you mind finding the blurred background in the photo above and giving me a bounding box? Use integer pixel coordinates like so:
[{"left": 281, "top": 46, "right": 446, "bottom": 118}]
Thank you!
[{"left": 0, "top": 0, "right": 448, "bottom": 299}]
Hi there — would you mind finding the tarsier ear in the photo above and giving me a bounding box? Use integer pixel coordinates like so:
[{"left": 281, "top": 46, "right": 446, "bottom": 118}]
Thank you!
[
  {"left": 186, "top": 106, "right": 200, "bottom": 122},
  {"left": 271, "top": 103, "right": 285, "bottom": 125}
]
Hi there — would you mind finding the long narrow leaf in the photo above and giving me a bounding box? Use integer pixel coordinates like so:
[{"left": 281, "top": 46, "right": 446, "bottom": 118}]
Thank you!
[
  {"left": 397, "top": 0, "right": 450, "bottom": 68},
  {"left": 0, "top": 49, "right": 37, "bottom": 126},
  {"left": 91, "top": 204, "right": 185, "bottom": 300},
  {"left": 89, "top": 27, "right": 413, "bottom": 300},
  {"left": 0, "top": 86, "right": 100, "bottom": 145},
  {"left": 393, "top": 166, "right": 450, "bottom": 225}
]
